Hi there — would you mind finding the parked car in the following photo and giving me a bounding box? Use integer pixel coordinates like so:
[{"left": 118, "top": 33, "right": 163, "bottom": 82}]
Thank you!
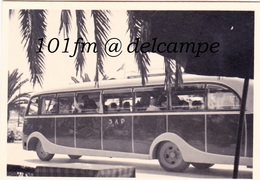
[
  {"left": 14, "top": 131, "right": 22, "bottom": 140},
  {"left": 7, "top": 130, "right": 15, "bottom": 143}
]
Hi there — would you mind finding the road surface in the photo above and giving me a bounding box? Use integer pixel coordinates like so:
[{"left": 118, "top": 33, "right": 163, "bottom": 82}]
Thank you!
[{"left": 6, "top": 141, "right": 253, "bottom": 179}]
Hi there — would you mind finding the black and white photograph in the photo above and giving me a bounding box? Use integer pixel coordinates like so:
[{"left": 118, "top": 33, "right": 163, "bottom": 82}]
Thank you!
[{"left": 1, "top": 1, "right": 259, "bottom": 179}]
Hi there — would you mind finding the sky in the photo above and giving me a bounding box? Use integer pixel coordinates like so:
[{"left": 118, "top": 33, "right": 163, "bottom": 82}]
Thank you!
[{"left": 8, "top": 9, "right": 165, "bottom": 93}]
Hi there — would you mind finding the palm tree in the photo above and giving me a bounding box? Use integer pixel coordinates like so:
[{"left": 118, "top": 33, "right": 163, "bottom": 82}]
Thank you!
[
  {"left": 8, "top": 69, "right": 31, "bottom": 121},
  {"left": 71, "top": 73, "right": 91, "bottom": 83},
  {"left": 13, "top": 9, "right": 182, "bottom": 88},
  {"left": 13, "top": 9, "right": 110, "bottom": 87},
  {"left": 127, "top": 11, "right": 183, "bottom": 87},
  {"left": 19, "top": 10, "right": 47, "bottom": 87},
  {"left": 127, "top": 11, "right": 150, "bottom": 86}
]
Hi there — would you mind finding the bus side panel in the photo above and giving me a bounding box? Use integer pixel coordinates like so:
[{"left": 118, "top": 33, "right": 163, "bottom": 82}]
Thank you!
[
  {"left": 103, "top": 116, "right": 132, "bottom": 152},
  {"left": 134, "top": 115, "right": 166, "bottom": 154},
  {"left": 207, "top": 114, "right": 245, "bottom": 156},
  {"left": 76, "top": 117, "right": 101, "bottom": 149},
  {"left": 56, "top": 117, "right": 74, "bottom": 147},
  {"left": 168, "top": 115, "right": 205, "bottom": 151},
  {"left": 23, "top": 118, "right": 55, "bottom": 143},
  {"left": 246, "top": 114, "right": 253, "bottom": 157}
]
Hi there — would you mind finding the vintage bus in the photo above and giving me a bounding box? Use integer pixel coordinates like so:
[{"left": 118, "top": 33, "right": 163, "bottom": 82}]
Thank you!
[{"left": 22, "top": 75, "right": 253, "bottom": 172}]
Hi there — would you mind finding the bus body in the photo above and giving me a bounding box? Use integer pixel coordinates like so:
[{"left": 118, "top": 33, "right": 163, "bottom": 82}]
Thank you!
[{"left": 22, "top": 75, "right": 253, "bottom": 172}]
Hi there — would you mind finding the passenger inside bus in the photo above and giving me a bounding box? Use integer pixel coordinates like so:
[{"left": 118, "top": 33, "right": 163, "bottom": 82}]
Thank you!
[
  {"left": 59, "top": 99, "right": 73, "bottom": 114},
  {"left": 172, "top": 93, "right": 181, "bottom": 108},
  {"left": 74, "top": 95, "right": 97, "bottom": 113},
  {"left": 192, "top": 100, "right": 203, "bottom": 109},
  {"left": 146, "top": 97, "right": 161, "bottom": 111},
  {"left": 50, "top": 99, "right": 58, "bottom": 114},
  {"left": 109, "top": 102, "right": 118, "bottom": 112},
  {"left": 122, "top": 101, "right": 131, "bottom": 112},
  {"left": 136, "top": 93, "right": 150, "bottom": 111},
  {"left": 158, "top": 95, "right": 167, "bottom": 110}
]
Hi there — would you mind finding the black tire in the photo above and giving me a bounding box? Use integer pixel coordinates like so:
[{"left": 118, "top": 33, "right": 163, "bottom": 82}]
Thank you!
[
  {"left": 158, "top": 142, "right": 190, "bottom": 172},
  {"left": 68, "top": 155, "right": 82, "bottom": 160},
  {"left": 192, "top": 163, "right": 214, "bottom": 169},
  {"left": 36, "top": 141, "right": 54, "bottom": 161}
]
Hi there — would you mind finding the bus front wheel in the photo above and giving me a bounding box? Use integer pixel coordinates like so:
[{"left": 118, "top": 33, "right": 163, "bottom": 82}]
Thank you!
[
  {"left": 36, "top": 141, "right": 54, "bottom": 161},
  {"left": 158, "top": 142, "right": 190, "bottom": 172},
  {"left": 192, "top": 163, "right": 214, "bottom": 169},
  {"left": 68, "top": 155, "right": 82, "bottom": 160}
]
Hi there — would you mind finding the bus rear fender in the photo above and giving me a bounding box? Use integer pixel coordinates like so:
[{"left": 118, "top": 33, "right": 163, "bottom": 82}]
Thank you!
[{"left": 149, "top": 132, "right": 197, "bottom": 161}]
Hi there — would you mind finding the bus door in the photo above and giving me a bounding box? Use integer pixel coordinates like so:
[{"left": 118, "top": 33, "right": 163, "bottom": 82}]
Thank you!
[
  {"left": 24, "top": 96, "right": 56, "bottom": 143},
  {"left": 167, "top": 84, "right": 206, "bottom": 152},
  {"left": 206, "top": 84, "right": 245, "bottom": 156},
  {"left": 133, "top": 87, "right": 167, "bottom": 154},
  {"left": 38, "top": 95, "right": 56, "bottom": 143},
  {"left": 55, "top": 93, "right": 75, "bottom": 147},
  {"left": 102, "top": 89, "right": 133, "bottom": 153},
  {"left": 75, "top": 91, "right": 102, "bottom": 150}
]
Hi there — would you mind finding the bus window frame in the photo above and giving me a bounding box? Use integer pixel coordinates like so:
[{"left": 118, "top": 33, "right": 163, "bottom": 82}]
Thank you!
[
  {"left": 26, "top": 96, "right": 40, "bottom": 116},
  {"left": 75, "top": 90, "right": 102, "bottom": 114},
  {"left": 173, "top": 83, "right": 207, "bottom": 111},
  {"left": 57, "top": 92, "right": 75, "bottom": 115},
  {"left": 134, "top": 85, "right": 166, "bottom": 112},
  {"left": 205, "top": 82, "right": 241, "bottom": 111},
  {"left": 40, "top": 94, "right": 57, "bottom": 115},
  {"left": 103, "top": 88, "right": 133, "bottom": 113}
]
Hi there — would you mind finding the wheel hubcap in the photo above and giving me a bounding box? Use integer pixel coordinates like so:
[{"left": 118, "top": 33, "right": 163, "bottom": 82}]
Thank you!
[
  {"left": 165, "top": 146, "right": 180, "bottom": 165},
  {"left": 169, "top": 152, "right": 176, "bottom": 158}
]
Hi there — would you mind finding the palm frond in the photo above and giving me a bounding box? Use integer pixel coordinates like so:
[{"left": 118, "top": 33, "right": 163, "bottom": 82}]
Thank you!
[
  {"left": 164, "top": 57, "right": 175, "bottom": 90},
  {"left": 164, "top": 58, "right": 183, "bottom": 91},
  {"left": 71, "top": 77, "right": 80, "bottom": 83},
  {"left": 58, "top": 10, "right": 72, "bottom": 38},
  {"left": 175, "top": 62, "right": 183, "bottom": 90},
  {"left": 127, "top": 11, "right": 151, "bottom": 86},
  {"left": 19, "top": 10, "right": 47, "bottom": 87},
  {"left": 135, "top": 51, "right": 150, "bottom": 86},
  {"left": 8, "top": 69, "right": 29, "bottom": 100},
  {"left": 8, "top": 92, "right": 30, "bottom": 105},
  {"left": 8, "top": 69, "right": 31, "bottom": 121},
  {"left": 74, "top": 10, "right": 88, "bottom": 76},
  {"left": 127, "top": 11, "right": 140, "bottom": 42},
  {"left": 92, "top": 10, "right": 111, "bottom": 85},
  {"left": 81, "top": 73, "right": 91, "bottom": 82}
]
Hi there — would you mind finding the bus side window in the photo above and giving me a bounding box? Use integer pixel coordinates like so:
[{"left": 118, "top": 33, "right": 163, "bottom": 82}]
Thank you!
[
  {"left": 207, "top": 84, "right": 240, "bottom": 110},
  {"left": 41, "top": 95, "right": 57, "bottom": 114},
  {"left": 75, "top": 92, "right": 100, "bottom": 113},
  {"left": 174, "top": 84, "right": 205, "bottom": 110},
  {"left": 134, "top": 87, "right": 167, "bottom": 111},
  {"left": 58, "top": 96, "right": 74, "bottom": 114},
  {"left": 103, "top": 89, "right": 132, "bottom": 113},
  {"left": 27, "top": 97, "right": 39, "bottom": 116}
]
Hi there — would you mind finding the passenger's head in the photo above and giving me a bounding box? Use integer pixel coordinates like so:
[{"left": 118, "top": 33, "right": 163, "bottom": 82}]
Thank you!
[
  {"left": 123, "top": 102, "right": 130, "bottom": 108},
  {"left": 150, "top": 97, "right": 157, "bottom": 106},
  {"left": 110, "top": 102, "right": 118, "bottom": 109},
  {"left": 140, "top": 93, "right": 150, "bottom": 106},
  {"left": 158, "top": 95, "right": 167, "bottom": 105}
]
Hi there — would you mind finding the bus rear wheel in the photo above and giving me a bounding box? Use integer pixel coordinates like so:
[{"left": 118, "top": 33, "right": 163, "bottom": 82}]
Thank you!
[
  {"left": 36, "top": 141, "right": 54, "bottom": 161},
  {"left": 158, "top": 142, "right": 190, "bottom": 172},
  {"left": 192, "top": 163, "right": 214, "bottom": 169},
  {"left": 68, "top": 155, "right": 82, "bottom": 160}
]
